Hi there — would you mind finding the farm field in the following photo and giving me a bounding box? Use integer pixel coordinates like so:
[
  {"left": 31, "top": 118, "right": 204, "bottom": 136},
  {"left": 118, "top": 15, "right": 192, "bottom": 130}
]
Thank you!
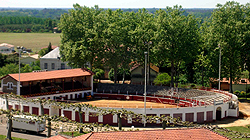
[{"left": 0, "top": 33, "right": 61, "bottom": 52}]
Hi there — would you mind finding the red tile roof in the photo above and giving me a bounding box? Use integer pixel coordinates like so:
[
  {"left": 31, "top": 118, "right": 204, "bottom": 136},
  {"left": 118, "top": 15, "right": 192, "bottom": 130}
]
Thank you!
[
  {"left": 130, "top": 63, "right": 159, "bottom": 73},
  {"left": 41, "top": 46, "right": 59, "bottom": 50},
  {"left": 1, "top": 68, "right": 94, "bottom": 82},
  {"left": 43, "top": 128, "right": 229, "bottom": 140}
]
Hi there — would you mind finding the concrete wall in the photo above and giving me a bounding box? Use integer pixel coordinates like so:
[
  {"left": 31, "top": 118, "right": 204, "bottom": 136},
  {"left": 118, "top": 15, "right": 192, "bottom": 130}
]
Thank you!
[
  {"left": 0, "top": 90, "right": 238, "bottom": 126},
  {"left": 40, "top": 58, "right": 71, "bottom": 71},
  {"left": 233, "top": 84, "right": 249, "bottom": 92},
  {"left": 1, "top": 76, "right": 18, "bottom": 94},
  {"left": 20, "top": 57, "right": 37, "bottom": 65},
  {"left": 0, "top": 46, "right": 14, "bottom": 54}
]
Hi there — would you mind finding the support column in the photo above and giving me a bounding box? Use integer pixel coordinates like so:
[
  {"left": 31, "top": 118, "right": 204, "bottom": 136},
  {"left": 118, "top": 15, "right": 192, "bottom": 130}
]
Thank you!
[
  {"left": 39, "top": 80, "right": 42, "bottom": 92},
  {"left": 82, "top": 77, "right": 84, "bottom": 89},
  {"left": 29, "top": 82, "right": 32, "bottom": 95},
  {"left": 91, "top": 75, "right": 93, "bottom": 96},
  {"left": 72, "top": 78, "right": 74, "bottom": 89},
  {"left": 62, "top": 79, "right": 65, "bottom": 91}
]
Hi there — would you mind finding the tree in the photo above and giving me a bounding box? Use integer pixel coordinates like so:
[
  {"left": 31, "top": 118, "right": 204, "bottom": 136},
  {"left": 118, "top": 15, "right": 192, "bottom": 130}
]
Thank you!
[
  {"left": 153, "top": 73, "right": 171, "bottom": 85},
  {"left": 47, "top": 42, "right": 52, "bottom": 52},
  {"left": 206, "top": 1, "right": 248, "bottom": 92},
  {"left": 38, "top": 48, "right": 49, "bottom": 57},
  {"left": 59, "top": 4, "right": 105, "bottom": 70},
  {"left": 21, "top": 64, "right": 32, "bottom": 73},
  {"left": 154, "top": 5, "right": 200, "bottom": 87},
  {"left": 102, "top": 9, "right": 134, "bottom": 83},
  {"left": 92, "top": 68, "right": 104, "bottom": 82}
]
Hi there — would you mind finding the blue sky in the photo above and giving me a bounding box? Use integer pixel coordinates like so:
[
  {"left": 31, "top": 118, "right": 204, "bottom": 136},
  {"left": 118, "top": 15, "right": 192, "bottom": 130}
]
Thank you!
[{"left": 1, "top": 0, "right": 249, "bottom": 8}]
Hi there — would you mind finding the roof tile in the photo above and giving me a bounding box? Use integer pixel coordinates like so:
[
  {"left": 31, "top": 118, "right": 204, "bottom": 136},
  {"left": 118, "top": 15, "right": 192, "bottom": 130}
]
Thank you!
[{"left": 3, "top": 68, "right": 93, "bottom": 82}]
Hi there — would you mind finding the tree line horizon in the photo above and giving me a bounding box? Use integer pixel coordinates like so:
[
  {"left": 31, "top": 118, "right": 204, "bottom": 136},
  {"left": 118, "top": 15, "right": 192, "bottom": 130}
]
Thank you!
[{"left": 58, "top": 1, "right": 250, "bottom": 93}]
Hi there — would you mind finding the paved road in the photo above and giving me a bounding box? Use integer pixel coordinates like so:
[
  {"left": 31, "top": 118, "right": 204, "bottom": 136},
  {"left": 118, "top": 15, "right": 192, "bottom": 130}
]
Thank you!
[{"left": 0, "top": 124, "right": 57, "bottom": 140}]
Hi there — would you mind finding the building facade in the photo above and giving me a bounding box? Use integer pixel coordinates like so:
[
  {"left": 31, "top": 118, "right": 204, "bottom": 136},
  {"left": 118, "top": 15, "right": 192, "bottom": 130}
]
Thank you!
[
  {"left": 40, "top": 47, "right": 72, "bottom": 71},
  {"left": 0, "top": 43, "right": 15, "bottom": 54}
]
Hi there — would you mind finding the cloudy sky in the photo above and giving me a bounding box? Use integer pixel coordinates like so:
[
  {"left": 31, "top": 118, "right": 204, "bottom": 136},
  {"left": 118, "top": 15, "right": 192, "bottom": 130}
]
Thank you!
[{"left": 0, "top": 0, "right": 249, "bottom": 8}]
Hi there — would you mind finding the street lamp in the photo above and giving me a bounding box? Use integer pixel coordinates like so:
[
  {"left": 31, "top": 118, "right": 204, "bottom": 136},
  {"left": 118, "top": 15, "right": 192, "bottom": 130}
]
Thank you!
[
  {"left": 144, "top": 52, "right": 148, "bottom": 127},
  {"left": 145, "top": 41, "right": 152, "bottom": 85},
  {"left": 218, "top": 45, "right": 221, "bottom": 92},
  {"left": 17, "top": 46, "right": 23, "bottom": 96}
]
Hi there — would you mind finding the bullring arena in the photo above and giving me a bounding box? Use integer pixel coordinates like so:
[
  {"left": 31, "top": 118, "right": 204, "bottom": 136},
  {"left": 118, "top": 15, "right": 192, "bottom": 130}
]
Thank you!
[{"left": 0, "top": 69, "right": 239, "bottom": 127}]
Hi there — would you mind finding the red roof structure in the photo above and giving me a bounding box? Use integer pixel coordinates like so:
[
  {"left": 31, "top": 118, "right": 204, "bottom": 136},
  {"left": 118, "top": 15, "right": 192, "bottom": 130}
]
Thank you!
[
  {"left": 41, "top": 46, "right": 59, "bottom": 50},
  {"left": 43, "top": 128, "right": 229, "bottom": 140},
  {"left": 1, "top": 68, "right": 94, "bottom": 82}
]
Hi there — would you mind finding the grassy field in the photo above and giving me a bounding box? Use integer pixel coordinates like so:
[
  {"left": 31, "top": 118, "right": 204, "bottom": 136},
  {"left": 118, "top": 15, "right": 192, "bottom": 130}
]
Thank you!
[
  {"left": 215, "top": 126, "right": 250, "bottom": 140},
  {"left": 0, "top": 135, "right": 27, "bottom": 140},
  {"left": 0, "top": 33, "right": 61, "bottom": 52}
]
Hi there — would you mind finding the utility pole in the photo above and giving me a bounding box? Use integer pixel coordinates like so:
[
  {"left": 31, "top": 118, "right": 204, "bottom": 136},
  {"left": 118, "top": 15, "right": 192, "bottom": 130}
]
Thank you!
[
  {"left": 144, "top": 52, "right": 148, "bottom": 127},
  {"left": 218, "top": 45, "right": 221, "bottom": 92}
]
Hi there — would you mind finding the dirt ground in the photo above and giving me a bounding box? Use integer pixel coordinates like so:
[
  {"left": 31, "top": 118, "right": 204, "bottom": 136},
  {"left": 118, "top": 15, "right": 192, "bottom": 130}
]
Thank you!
[
  {"left": 80, "top": 99, "right": 250, "bottom": 127},
  {"left": 217, "top": 102, "right": 250, "bottom": 127},
  {"left": 80, "top": 99, "right": 178, "bottom": 108}
]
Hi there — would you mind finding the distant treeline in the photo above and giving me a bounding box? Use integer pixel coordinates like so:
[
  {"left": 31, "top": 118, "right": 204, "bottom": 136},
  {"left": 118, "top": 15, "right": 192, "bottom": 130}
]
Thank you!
[
  {"left": 0, "top": 8, "right": 213, "bottom": 33},
  {"left": 0, "top": 8, "right": 68, "bottom": 19},
  {"left": 0, "top": 16, "right": 57, "bottom": 33}
]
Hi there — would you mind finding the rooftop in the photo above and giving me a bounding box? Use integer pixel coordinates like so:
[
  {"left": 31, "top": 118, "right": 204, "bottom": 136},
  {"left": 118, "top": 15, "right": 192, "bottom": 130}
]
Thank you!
[
  {"left": 43, "top": 128, "right": 229, "bottom": 140},
  {"left": 41, "top": 47, "right": 60, "bottom": 59},
  {"left": 0, "top": 43, "right": 14, "bottom": 48},
  {"left": 1, "top": 68, "right": 94, "bottom": 82}
]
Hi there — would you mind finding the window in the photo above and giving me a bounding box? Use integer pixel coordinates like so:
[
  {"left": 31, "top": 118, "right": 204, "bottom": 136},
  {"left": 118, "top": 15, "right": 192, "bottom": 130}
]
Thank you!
[
  {"left": 51, "top": 63, "right": 55, "bottom": 70},
  {"left": 7, "top": 82, "right": 13, "bottom": 90},
  {"left": 44, "top": 63, "right": 48, "bottom": 69},
  {"left": 61, "top": 63, "right": 65, "bottom": 69}
]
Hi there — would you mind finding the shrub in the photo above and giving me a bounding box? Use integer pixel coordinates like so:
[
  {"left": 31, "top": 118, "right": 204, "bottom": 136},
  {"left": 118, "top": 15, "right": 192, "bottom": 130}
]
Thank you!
[
  {"left": 153, "top": 73, "right": 171, "bottom": 85},
  {"left": 234, "top": 90, "right": 240, "bottom": 96}
]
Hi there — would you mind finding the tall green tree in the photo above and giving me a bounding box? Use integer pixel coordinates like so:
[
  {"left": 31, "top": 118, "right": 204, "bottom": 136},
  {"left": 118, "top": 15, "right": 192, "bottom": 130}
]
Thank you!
[
  {"left": 59, "top": 4, "right": 105, "bottom": 70},
  {"left": 206, "top": 1, "right": 247, "bottom": 92},
  {"left": 103, "top": 9, "right": 134, "bottom": 83},
  {"left": 154, "top": 5, "right": 200, "bottom": 87}
]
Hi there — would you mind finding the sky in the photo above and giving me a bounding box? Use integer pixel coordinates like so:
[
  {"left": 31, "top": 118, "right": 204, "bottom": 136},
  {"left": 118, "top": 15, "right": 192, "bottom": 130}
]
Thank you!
[{"left": 0, "top": 0, "right": 249, "bottom": 8}]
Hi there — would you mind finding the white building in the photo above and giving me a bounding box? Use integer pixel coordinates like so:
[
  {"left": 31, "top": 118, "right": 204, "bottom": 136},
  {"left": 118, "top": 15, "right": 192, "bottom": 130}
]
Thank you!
[
  {"left": 0, "top": 43, "right": 15, "bottom": 54},
  {"left": 40, "top": 47, "right": 71, "bottom": 71}
]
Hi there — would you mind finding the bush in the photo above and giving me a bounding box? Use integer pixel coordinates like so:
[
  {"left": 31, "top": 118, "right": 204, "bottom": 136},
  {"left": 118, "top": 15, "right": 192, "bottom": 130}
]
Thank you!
[
  {"left": 153, "top": 73, "right": 171, "bottom": 85},
  {"left": 234, "top": 90, "right": 240, "bottom": 96}
]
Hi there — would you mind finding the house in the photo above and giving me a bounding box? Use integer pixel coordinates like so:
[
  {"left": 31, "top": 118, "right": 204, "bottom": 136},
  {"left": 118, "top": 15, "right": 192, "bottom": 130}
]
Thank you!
[
  {"left": 130, "top": 63, "right": 159, "bottom": 84},
  {"left": 40, "top": 47, "right": 72, "bottom": 71},
  {"left": 43, "top": 128, "right": 229, "bottom": 140},
  {"left": 20, "top": 56, "right": 37, "bottom": 65},
  {"left": 0, "top": 68, "right": 94, "bottom": 97},
  {"left": 0, "top": 43, "right": 15, "bottom": 54},
  {"left": 213, "top": 78, "right": 250, "bottom": 92}
]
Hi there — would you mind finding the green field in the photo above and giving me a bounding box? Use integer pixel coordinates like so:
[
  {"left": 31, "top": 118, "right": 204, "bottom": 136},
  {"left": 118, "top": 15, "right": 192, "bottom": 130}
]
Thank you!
[{"left": 0, "top": 33, "right": 61, "bottom": 52}]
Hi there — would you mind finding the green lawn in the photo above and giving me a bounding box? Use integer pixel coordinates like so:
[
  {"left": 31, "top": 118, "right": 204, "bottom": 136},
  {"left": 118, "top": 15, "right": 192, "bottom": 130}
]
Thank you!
[
  {"left": 215, "top": 126, "right": 250, "bottom": 140},
  {"left": 59, "top": 131, "right": 88, "bottom": 137},
  {"left": 0, "top": 33, "right": 61, "bottom": 52},
  {"left": 0, "top": 134, "right": 27, "bottom": 140}
]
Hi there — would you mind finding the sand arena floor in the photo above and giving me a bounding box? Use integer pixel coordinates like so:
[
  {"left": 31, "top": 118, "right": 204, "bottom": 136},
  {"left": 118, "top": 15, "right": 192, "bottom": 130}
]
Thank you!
[{"left": 78, "top": 99, "right": 178, "bottom": 108}]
